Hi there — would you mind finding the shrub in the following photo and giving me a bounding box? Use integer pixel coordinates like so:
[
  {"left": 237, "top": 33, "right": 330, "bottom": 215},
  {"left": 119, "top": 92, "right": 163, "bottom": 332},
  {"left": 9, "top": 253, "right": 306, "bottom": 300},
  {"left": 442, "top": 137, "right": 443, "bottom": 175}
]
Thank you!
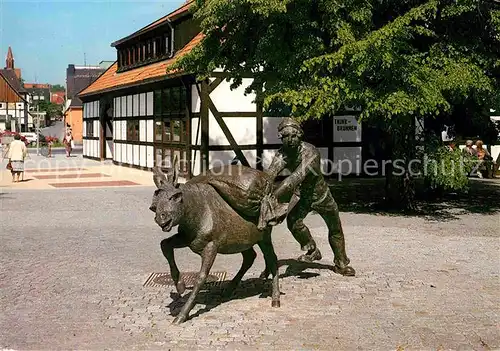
[{"left": 422, "top": 138, "right": 474, "bottom": 194}]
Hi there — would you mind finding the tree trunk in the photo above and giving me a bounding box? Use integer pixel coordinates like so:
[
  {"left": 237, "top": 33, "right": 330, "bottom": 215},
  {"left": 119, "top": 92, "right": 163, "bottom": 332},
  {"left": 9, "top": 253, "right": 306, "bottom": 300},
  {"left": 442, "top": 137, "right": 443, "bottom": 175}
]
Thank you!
[{"left": 383, "top": 117, "right": 417, "bottom": 211}]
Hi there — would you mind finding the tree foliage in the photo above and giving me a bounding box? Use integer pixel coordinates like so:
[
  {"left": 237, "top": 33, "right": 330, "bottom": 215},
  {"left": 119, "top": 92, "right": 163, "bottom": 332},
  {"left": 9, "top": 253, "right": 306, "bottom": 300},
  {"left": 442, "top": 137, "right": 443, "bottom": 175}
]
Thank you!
[
  {"left": 174, "top": 0, "right": 500, "bottom": 123},
  {"left": 173, "top": 0, "right": 500, "bottom": 209},
  {"left": 38, "top": 100, "right": 63, "bottom": 121},
  {"left": 51, "top": 84, "right": 65, "bottom": 92}
]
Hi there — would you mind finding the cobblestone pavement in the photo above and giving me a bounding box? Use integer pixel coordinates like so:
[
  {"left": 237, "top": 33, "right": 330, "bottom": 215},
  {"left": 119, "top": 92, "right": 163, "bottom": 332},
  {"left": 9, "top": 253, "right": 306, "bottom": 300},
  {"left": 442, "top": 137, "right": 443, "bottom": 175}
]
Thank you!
[{"left": 0, "top": 185, "right": 498, "bottom": 350}]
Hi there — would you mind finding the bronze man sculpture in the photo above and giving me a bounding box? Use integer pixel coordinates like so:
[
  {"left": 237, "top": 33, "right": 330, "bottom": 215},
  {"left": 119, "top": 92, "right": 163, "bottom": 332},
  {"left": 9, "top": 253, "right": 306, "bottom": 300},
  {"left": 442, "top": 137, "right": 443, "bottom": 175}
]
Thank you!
[{"left": 265, "top": 117, "right": 356, "bottom": 276}]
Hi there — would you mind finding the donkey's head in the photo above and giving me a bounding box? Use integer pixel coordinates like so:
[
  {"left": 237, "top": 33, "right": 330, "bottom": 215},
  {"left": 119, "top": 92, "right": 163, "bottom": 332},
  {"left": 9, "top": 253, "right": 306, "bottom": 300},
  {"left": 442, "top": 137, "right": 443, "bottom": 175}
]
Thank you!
[{"left": 150, "top": 157, "right": 183, "bottom": 232}]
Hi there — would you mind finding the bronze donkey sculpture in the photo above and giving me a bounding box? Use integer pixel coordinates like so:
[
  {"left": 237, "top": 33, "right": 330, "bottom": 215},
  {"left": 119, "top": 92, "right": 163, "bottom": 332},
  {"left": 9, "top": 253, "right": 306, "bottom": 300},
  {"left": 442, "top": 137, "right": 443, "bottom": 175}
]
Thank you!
[{"left": 150, "top": 160, "right": 282, "bottom": 324}]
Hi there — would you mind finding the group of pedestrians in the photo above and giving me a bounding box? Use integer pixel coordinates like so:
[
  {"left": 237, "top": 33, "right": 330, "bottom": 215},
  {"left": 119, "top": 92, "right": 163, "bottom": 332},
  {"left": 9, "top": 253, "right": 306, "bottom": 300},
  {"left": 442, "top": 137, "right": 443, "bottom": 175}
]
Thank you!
[
  {"left": 462, "top": 139, "right": 498, "bottom": 178},
  {"left": 4, "top": 124, "right": 75, "bottom": 183}
]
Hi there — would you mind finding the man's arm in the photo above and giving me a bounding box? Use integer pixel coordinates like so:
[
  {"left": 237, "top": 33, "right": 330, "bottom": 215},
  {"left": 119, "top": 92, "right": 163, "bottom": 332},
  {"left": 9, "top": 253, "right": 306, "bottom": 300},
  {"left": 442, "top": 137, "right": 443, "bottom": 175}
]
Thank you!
[
  {"left": 265, "top": 149, "right": 287, "bottom": 179},
  {"left": 273, "top": 148, "right": 321, "bottom": 199}
]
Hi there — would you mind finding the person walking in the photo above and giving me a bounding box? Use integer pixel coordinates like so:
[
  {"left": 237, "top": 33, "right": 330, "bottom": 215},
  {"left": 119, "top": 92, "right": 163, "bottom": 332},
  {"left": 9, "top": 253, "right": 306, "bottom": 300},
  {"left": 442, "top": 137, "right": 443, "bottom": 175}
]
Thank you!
[
  {"left": 7, "top": 134, "right": 27, "bottom": 183},
  {"left": 63, "top": 130, "right": 73, "bottom": 157}
]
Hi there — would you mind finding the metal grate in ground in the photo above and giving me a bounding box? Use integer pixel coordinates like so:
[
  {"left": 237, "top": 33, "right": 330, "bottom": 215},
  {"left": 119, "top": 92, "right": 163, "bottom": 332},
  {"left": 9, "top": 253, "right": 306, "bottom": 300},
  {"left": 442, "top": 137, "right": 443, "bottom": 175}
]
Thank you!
[{"left": 143, "top": 272, "right": 227, "bottom": 288}]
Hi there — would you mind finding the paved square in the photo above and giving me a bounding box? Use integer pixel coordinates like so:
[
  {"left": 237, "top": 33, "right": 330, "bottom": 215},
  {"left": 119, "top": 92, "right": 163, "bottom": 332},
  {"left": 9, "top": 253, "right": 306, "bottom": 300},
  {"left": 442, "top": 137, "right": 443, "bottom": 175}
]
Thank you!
[{"left": 0, "top": 159, "right": 498, "bottom": 350}]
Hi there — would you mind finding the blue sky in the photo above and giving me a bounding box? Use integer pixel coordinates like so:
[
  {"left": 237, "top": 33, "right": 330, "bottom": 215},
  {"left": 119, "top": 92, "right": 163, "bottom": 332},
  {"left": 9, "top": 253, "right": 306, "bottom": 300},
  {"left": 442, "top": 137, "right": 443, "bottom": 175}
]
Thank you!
[{"left": 0, "top": 0, "right": 185, "bottom": 86}]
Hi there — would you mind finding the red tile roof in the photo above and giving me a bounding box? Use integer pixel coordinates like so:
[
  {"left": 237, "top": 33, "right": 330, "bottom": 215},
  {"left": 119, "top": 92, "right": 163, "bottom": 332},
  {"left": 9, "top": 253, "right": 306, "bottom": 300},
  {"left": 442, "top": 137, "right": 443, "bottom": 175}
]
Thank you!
[
  {"left": 79, "top": 32, "right": 203, "bottom": 97},
  {"left": 24, "top": 83, "right": 51, "bottom": 89}
]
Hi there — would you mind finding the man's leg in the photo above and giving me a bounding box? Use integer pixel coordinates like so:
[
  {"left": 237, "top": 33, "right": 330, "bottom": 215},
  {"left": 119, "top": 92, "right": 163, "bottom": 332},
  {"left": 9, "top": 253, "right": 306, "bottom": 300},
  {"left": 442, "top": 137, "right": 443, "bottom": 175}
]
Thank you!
[
  {"left": 313, "top": 191, "right": 355, "bottom": 276},
  {"left": 287, "top": 199, "right": 322, "bottom": 262}
]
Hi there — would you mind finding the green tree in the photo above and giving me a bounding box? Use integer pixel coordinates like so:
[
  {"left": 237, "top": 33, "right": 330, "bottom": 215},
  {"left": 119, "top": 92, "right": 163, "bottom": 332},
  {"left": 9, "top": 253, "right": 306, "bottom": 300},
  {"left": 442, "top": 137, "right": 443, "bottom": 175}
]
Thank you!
[
  {"left": 51, "top": 84, "right": 65, "bottom": 92},
  {"left": 174, "top": 0, "right": 500, "bottom": 209},
  {"left": 37, "top": 100, "right": 63, "bottom": 124}
]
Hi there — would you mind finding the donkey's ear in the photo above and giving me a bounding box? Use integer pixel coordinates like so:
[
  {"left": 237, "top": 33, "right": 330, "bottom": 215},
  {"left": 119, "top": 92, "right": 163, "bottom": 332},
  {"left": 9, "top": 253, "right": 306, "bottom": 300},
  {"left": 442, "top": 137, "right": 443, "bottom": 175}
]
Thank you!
[
  {"left": 152, "top": 167, "right": 169, "bottom": 189},
  {"left": 167, "top": 155, "right": 179, "bottom": 186}
]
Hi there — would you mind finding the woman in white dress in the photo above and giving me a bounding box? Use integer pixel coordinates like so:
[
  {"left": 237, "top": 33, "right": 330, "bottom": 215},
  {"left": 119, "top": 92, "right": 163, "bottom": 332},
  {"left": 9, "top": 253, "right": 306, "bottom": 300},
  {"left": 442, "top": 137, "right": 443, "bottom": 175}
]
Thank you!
[{"left": 7, "top": 134, "right": 27, "bottom": 182}]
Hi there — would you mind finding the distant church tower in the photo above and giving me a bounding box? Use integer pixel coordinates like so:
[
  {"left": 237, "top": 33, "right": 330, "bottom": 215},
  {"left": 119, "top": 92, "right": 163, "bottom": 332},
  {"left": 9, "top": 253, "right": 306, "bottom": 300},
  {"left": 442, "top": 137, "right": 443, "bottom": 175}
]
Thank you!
[
  {"left": 5, "top": 46, "right": 14, "bottom": 69},
  {"left": 4, "top": 46, "right": 21, "bottom": 79}
]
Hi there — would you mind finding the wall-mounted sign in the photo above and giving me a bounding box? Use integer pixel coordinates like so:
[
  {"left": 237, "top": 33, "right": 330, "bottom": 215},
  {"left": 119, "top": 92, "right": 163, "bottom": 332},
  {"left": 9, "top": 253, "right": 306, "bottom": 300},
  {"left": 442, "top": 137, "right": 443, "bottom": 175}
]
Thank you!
[{"left": 333, "top": 115, "right": 361, "bottom": 142}]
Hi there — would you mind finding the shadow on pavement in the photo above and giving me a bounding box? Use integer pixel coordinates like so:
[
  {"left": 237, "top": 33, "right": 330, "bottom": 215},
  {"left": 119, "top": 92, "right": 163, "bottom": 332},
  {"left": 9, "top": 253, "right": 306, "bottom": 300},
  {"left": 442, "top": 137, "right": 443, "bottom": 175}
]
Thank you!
[
  {"left": 277, "top": 258, "right": 334, "bottom": 279},
  {"left": 166, "top": 278, "right": 273, "bottom": 321},
  {"left": 328, "top": 177, "right": 500, "bottom": 221},
  {"left": 166, "top": 259, "right": 336, "bottom": 322}
]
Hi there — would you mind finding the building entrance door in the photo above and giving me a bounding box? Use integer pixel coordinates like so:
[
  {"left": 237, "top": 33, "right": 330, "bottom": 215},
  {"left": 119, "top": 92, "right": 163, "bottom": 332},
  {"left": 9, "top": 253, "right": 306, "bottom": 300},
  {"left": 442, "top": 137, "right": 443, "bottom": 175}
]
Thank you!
[{"left": 100, "top": 99, "right": 114, "bottom": 160}]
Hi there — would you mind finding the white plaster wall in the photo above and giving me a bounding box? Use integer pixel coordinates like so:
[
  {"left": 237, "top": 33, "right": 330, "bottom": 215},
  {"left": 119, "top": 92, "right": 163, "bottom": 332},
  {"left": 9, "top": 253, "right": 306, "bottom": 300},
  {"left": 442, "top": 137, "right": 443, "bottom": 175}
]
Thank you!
[
  {"left": 116, "top": 143, "right": 122, "bottom": 163},
  {"left": 139, "top": 93, "right": 146, "bottom": 116},
  {"left": 140, "top": 145, "right": 146, "bottom": 167},
  {"left": 127, "top": 95, "right": 133, "bottom": 117},
  {"left": 113, "top": 140, "right": 117, "bottom": 161},
  {"left": 121, "top": 96, "right": 126, "bottom": 117},
  {"left": 106, "top": 140, "right": 112, "bottom": 159},
  {"left": 191, "top": 118, "right": 201, "bottom": 145},
  {"left": 208, "top": 115, "right": 256, "bottom": 146},
  {"left": 263, "top": 117, "right": 283, "bottom": 145},
  {"left": 147, "top": 120, "right": 153, "bottom": 142},
  {"left": 491, "top": 145, "right": 500, "bottom": 162},
  {"left": 191, "top": 150, "right": 202, "bottom": 176},
  {"left": 146, "top": 92, "right": 153, "bottom": 116},
  {"left": 139, "top": 120, "right": 146, "bottom": 142},
  {"left": 127, "top": 144, "right": 133, "bottom": 165},
  {"left": 208, "top": 150, "right": 236, "bottom": 169},
  {"left": 106, "top": 122, "right": 112, "bottom": 137},
  {"left": 121, "top": 121, "right": 126, "bottom": 140},
  {"left": 95, "top": 140, "right": 99, "bottom": 158},
  {"left": 133, "top": 144, "right": 140, "bottom": 165},
  {"left": 333, "top": 147, "right": 362, "bottom": 175},
  {"left": 133, "top": 94, "right": 139, "bottom": 116},
  {"left": 120, "top": 143, "right": 126, "bottom": 163},
  {"left": 93, "top": 120, "right": 99, "bottom": 138},
  {"left": 207, "top": 149, "right": 258, "bottom": 169},
  {"left": 191, "top": 85, "right": 200, "bottom": 113},
  {"left": 90, "top": 140, "right": 93, "bottom": 158},
  {"left": 261, "top": 149, "right": 277, "bottom": 170},
  {"left": 242, "top": 150, "right": 257, "bottom": 169},
  {"left": 147, "top": 146, "right": 154, "bottom": 168},
  {"left": 210, "top": 78, "right": 256, "bottom": 113}
]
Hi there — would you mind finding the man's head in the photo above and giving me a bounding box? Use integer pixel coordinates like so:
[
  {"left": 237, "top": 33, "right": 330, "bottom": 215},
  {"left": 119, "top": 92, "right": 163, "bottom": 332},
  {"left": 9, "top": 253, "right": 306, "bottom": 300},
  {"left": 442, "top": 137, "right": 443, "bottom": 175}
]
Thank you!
[
  {"left": 14, "top": 134, "right": 21, "bottom": 140},
  {"left": 278, "top": 118, "right": 303, "bottom": 150},
  {"left": 466, "top": 140, "right": 473, "bottom": 148}
]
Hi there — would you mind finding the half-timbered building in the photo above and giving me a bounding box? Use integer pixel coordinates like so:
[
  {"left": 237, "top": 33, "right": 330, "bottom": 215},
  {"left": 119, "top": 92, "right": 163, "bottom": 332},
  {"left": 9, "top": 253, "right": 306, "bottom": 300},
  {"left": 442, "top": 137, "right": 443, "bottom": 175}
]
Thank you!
[
  {"left": 0, "top": 47, "right": 29, "bottom": 132},
  {"left": 79, "top": 1, "right": 373, "bottom": 178}
]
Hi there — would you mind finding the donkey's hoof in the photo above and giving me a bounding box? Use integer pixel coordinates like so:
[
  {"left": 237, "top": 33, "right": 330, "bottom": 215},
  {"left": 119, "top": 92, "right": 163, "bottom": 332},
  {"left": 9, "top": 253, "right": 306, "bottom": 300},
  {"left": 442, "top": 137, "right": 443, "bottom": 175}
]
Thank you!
[
  {"left": 297, "top": 248, "right": 322, "bottom": 263},
  {"left": 259, "top": 270, "right": 270, "bottom": 279},
  {"left": 176, "top": 281, "right": 186, "bottom": 295},
  {"left": 334, "top": 265, "right": 356, "bottom": 277},
  {"left": 271, "top": 300, "right": 280, "bottom": 308}
]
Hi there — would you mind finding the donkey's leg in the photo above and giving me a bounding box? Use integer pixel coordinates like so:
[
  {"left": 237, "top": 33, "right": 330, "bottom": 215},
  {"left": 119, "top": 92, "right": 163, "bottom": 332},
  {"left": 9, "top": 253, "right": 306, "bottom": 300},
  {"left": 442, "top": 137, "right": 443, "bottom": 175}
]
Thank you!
[
  {"left": 258, "top": 230, "right": 281, "bottom": 308},
  {"left": 223, "top": 248, "right": 257, "bottom": 297},
  {"left": 160, "top": 234, "right": 188, "bottom": 295},
  {"left": 172, "top": 241, "right": 218, "bottom": 325}
]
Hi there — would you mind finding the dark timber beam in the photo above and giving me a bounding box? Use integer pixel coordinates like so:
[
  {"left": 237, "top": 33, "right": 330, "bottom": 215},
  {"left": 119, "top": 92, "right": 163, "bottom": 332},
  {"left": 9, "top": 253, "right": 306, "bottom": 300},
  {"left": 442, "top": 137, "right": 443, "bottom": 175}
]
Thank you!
[
  {"left": 206, "top": 96, "right": 250, "bottom": 167},
  {"left": 208, "top": 77, "right": 223, "bottom": 94},
  {"left": 200, "top": 80, "right": 210, "bottom": 174},
  {"left": 256, "top": 101, "right": 263, "bottom": 171}
]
